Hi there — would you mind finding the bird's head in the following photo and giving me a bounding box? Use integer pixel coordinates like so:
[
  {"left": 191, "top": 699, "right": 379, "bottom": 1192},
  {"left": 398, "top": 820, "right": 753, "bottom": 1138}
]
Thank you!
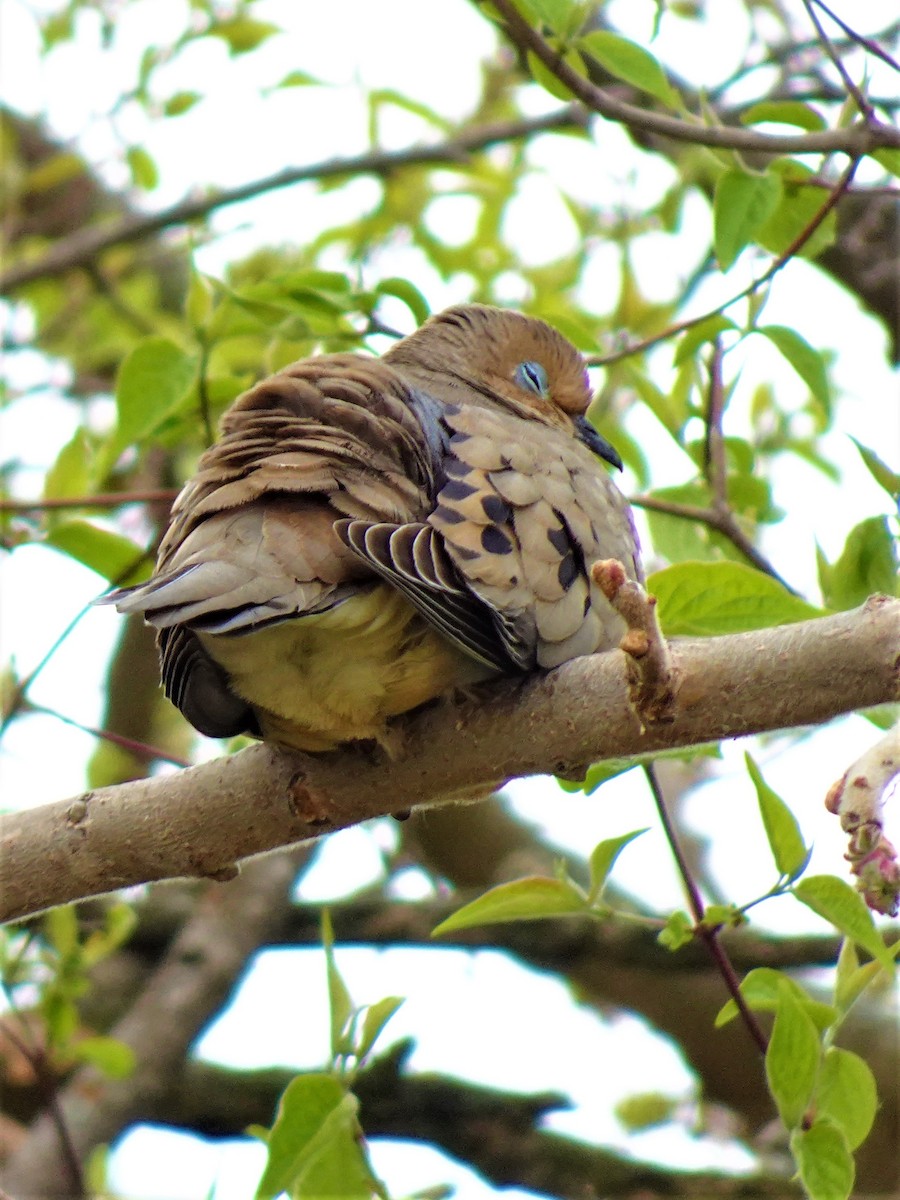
[{"left": 385, "top": 304, "right": 622, "bottom": 470}]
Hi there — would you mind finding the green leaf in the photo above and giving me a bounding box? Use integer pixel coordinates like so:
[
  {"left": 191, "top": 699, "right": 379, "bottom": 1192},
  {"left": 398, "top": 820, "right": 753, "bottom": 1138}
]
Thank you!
[
  {"left": 757, "top": 325, "right": 831, "bottom": 413},
  {"left": 715, "top": 968, "right": 836, "bottom": 1030},
  {"left": 765, "top": 987, "right": 820, "bottom": 1128},
  {"left": 321, "top": 912, "right": 353, "bottom": 1062},
  {"left": 745, "top": 753, "right": 810, "bottom": 881},
  {"left": 587, "top": 829, "right": 648, "bottom": 903},
  {"left": 71, "top": 1036, "right": 135, "bottom": 1079},
  {"left": 673, "top": 315, "right": 738, "bottom": 365},
  {"left": 816, "top": 1047, "right": 877, "bottom": 1150},
  {"left": 560, "top": 743, "right": 721, "bottom": 794},
  {"left": 356, "top": 996, "right": 404, "bottom": 1062},
  {"left": 520, "top": 0, "right": 580, "bottom": 33},
  {"left": 657, "top": 910, "right": 694, "bottom": 951},
  {"left": 713, "top": 168, "right": 783, "bottom": 270},
  {"left": 850, "top": 438, "right": 900, "bottom": 502},
  {"left": 111, "top": 337, "right": 198, "bottom": 457},
  {"left": 45, "top": 521, "right": 148, "bottom": 584},
  {"left": 756, "top": 162, "right": 837, "bottom": 260},
  {"left": 791, "top": 1120, "right": 854, "bottom": 1200},
  {"left": 43, "top": 428, "right": 93, "bottom": 501},
  {"left": 432, "top": 877, "right": 587, "bottom": 935},
  {"left": 254, "top": 1075, "right": 373, "bottom": 1200},
  {"left": 578, "top": 31, "right": 678, "bottom": 106},
  {"left": 162, "top": 91, "right": 200, "bottom": 117},
  {"left": 615, "top": 1091, "right": 678, "bottom": 1131},
  {"left": 740, "top": 101, "right": 826, "bottom": 131},
  {"left": 374, "top": 277, "right": 431, "bottom": 327},
  {"left": 818, "top": 516, "right": 898, "bottom": 610},
  {"left": 271, "top": 69, "right": 321, "bottom": 90},
  {"left": 834, "top": 938, "right": 883, "bottom": 1016},
  {"left": 648, "top": 561, "right": 822, "bottom": 637},
  {"left": 793, "top": 876, "right": 894, "bottom": 973},
  {"left": 210, "top": 17, "right": 280, "bottom": 55},
  {"left": 125, "top": 146, "right": 159, "bottom": 191},
  {"left": 525, "top": 47, "right": 585, "bottom": 100}
]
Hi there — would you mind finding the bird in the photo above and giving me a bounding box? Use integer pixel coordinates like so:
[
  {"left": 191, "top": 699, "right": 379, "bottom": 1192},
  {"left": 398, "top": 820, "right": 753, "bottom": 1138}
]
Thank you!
[{"left": 104, "top": 304, "right": 642, "bottom": 753}]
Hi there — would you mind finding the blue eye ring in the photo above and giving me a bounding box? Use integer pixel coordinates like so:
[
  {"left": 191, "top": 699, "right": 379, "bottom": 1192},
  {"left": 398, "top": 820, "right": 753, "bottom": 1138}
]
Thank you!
[{"left": 514, "top": 360, "right": 549, "bottom": 398}]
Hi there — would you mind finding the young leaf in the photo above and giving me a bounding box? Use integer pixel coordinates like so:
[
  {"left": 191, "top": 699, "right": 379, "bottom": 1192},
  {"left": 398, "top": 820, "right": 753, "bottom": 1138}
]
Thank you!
[
  {"left": 715, "top": 967, "right": 835, "bottom": 1030},
  {"left": 850, "top": 437, "right": 900, "bottom": 502},
  {"left": 587, "top": 829, "right": 648, "bottom": 904},
  {"left": 111, "top": 337, "right": 198, "bottom": 457},
  {"left": 71, "top": 1036, "right": 136, "bottom": 1079},
  {"left": 792, "top": 876, "right": 894, "bottom": 973},
  {"left": 374, "top": 277, "right": 431, "bottom": 327},
  {"left": 254, "top": 1075, "right": 371, "bottom": 1200},
  {"left": 648, "top": 561, "right": 821, "bottom": 637},
  {"left": 321, "top": 912, "right": 353, "bottom": 1062},
  {"left": 45, "top": 521, "right": 148, "bottom": 584},
  {"left": 745, "top": 753, "right": 810, "bottom": 881},
  {"left": 713, "top": 168, "right": 782, "bottom": 270},
  {"left": 578, "top": 31, "right": 678, "bottom": 106},
  {"left": 356, "top": 996, "right": 404, "bottom": 1062},
  {"left": 790, "top": 1120, "right": 854, "bottom": 1200},
  {"left": 816, "top": 1047, "right": 878, "bottom": 1150},
  {"left": 740, "top": 100, "right": 826, "bottom": 131},
  {"left": 817, "top": 516, "right": 898, "bottom": 610},
  {"left": 757, "top": 325, "right": 831, "bottom": 413},
  {"left": 125, "top": 146, "right": 159, "bottom": 191},
  {"left": 657, "top": 910, "right": 693, "bottom": 951},
  {"left": 432, "top": 876, "right": 587, "bottom": 935},
  {"left": 765, "top": 987, "right": 819, "bottom": 1128}
]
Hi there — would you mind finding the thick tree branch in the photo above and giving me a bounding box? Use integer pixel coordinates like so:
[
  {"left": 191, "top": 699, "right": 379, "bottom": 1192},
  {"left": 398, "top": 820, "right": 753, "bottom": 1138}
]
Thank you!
[
  {"left": 2, "top": 598, "right": 898, "bottom": 924},
  {"left": 0, "top": 108, "right": 585, "bottom": 294}
]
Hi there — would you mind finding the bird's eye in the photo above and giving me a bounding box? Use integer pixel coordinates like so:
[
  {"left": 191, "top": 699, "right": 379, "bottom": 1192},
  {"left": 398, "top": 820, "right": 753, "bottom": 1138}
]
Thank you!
[{"left": 514, "top": 360, "right": 549, "bottom": 398}]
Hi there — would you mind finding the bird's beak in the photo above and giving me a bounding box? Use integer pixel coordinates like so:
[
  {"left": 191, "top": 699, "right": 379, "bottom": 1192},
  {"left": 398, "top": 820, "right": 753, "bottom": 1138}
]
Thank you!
[{"left": 574, "top": 415, "right": 623, "bottom": 471}]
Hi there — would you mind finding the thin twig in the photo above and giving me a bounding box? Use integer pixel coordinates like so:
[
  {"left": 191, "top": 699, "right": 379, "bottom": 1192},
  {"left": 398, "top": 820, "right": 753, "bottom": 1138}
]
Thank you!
[
  {"left": 801, "top": 0, "right": 876, "bottom": 122},
  {"left": 0, "top": 489, "right": 179, "bottom": 513},
  {"left": 0, "top": 108, "right": 586, "bottom": 293},
  {"left": 703, "top": 339, "right": 729, "bottom": 513},
  {"left": 630, "top": 495, "right": 802, "bottom": 596},
  {"left": 26, "top": 702, "right": 191, "bottom": 770},
  {"left": 643, "top": 765, "right": 769, "bottom": 1055},
  {"left": 587, "top": 154, "right": 862, "bottom": 367},
  {"left": 488, "top": 0, "right": 898, "bottom": 156},
  {"left": 810, "top": 0, "right": 900, "bottom": 73}
]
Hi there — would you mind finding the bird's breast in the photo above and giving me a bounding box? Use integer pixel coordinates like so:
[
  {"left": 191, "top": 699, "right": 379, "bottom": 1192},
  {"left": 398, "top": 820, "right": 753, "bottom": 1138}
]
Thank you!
[{"left": 198, "top": 584, "right": 490, "bottom": 751}]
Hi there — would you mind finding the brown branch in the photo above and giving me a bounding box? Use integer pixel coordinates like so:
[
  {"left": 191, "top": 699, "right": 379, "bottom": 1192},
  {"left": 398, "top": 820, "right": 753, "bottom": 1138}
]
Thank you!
[
  {"left": 2, "top": 598, "right": 898, "bottom": 924},
  {"left": 488, "top": 0, "right": 900, "bottom": 157},
  {"left": 629, "top": 495, "right": 801, "bottom": 596},
  {"left": 0, "top": 108, "right": 586, "bottom": 294},
  {"left": 0, "top": 850, "right": 310, "bottom": 1197},
  {"left": 0, "top": 489, "right": 179, "bottom": 514}
]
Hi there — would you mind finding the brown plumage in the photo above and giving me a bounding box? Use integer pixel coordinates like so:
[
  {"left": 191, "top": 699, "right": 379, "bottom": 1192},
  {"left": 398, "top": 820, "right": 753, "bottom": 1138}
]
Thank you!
[{"left": 106, "top": 305, "right": 642, "bottom": 750}]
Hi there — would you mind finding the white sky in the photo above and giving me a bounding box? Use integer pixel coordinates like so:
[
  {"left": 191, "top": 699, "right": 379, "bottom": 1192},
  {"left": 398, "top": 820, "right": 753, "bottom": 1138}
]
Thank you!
[{"left": 1, "top": 1, "right": 898, "bottom": 1197}]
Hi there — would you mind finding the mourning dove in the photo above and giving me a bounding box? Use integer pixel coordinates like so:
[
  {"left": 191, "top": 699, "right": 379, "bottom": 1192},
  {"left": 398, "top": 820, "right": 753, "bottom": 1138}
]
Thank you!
[{"left": 106, "top": 305, "right": 642, "bottom": 751}]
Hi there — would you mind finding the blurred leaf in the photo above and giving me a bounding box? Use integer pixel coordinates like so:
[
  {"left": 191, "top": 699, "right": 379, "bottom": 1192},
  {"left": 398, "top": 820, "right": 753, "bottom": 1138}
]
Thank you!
[
  {"left": 270, "top": 70, "right": 322, "bottom": 90},
  {"left": 658, "top": 910, "right": 693, "bottom": 950},
  {"left": 162, "top": 91, "right": 201, "bottom": 117},
  {"left": 210, "top": 17, "right": 280, "bottom": 55},
  {"left": 791, "top": 1120, "right": 854, "bottom": 1200},
  {"left": 850, "top": 438, "right": 900, "bottom": 502},
  {"left": 756, "top": 161, "right": 837, "bottom": 259},
  {"left": 745, "top": 753, "right": 810, "bottom": 881},
  {"left": 758, "top": 325, "right": 831, "bottom": 413},
  {"left": 673, "top": 315, "right": 738, "bottom": 365},
  {"left": 526, "top": 47, "right": 586, "bottom": 100},
  {"left": 713, "top": 168, "right": 782, "bottom": 270},
  {"left": 44, "top": 428, "right": 93, "bottom": 501},
  {"left": 356, "top": 996, "right": 404, "bottom": 1062},
  {"left": 649, "top": 561, "right": 822, "bottom": 636},
  {"left": 587, "top": 829, "right": 648, "bottom": 903},
  {"left": 740, "top": 101, "right": 826, "bottom": 131},
  {"left": 321, "top": 912, "right": 353, "bottom": 1062},
  {"left": 433, "top": 877, "right": 587, "bottom": 934},
  {"left": 817, "top": 516, "right": 899, "bottom": 610},
  {"left": 254, "top": 1075, "right": 373, "bottom": 1200},
  {"left": 816, "top": 1047, "right": 877, "bottom": 1150},
  {"left": 110, "top": 337, "right": 199, "bottom": 458},
  {"left": 72, "top": 1036, "right": 135, "bottom": 1079},
  {"left": 45, "top": 520, "right": 147, "bottom": 584},
  {"left": 793, "top": 876, "right": 894, "bottom": 973},
  {"left": 560, "top": 743, "right": 721, "bottom": 794},
  {"left": 765, "top": 986, "right": 819, "bottom": 1128},
  {"left": 578, "top": 31, "right": 678, "bottom": 106},
  {"left": 872, "top": 148, "right": 900, "bottom": 178},
  {"left": 374, "top": 277, "right": 431, "bottom": 326},
  {"left": 125, "top": 146, "right": 159, "bottom": 191},
  {"left": 615, "top": 1092, "right": 678, "bottom": 1131}
]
